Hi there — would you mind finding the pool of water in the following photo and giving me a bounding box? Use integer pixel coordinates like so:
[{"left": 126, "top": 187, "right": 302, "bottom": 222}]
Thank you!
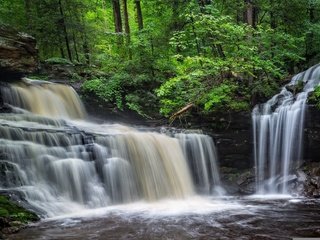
[{"left": 8, "top": 196, "right": 320, "bottom": 240}]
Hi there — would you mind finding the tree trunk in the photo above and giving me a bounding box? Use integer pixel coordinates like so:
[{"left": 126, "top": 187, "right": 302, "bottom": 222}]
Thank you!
[
  {"left": 243, "top": 0, "right": 258, "bottom": 85},
  {"left": 216, "top": 44, "right": 225, "bottom": 59},
  {"left": 72, "top": 31, "right": 80, "bottom": 62},
  {"left": 65, "top": 0, "right": 80, "bottom": 62},
  {"left": 122, "top": 0, "right": 131, "bottom": 58},
  {"left": 190, "top": 15, "right": 201, "bottom": 55},
  {"left": 306, "top": 2, "right": 316, "bottom": 63},
  {"left": 236, "top": 1, "right": 243, "bottom": 24},
  {"left": 243, "top": 0, "right": 258, "bottom": 28},
  {"left": 198, "top": 0, "right": 211, "bottom": 11},
  {"left": 135, "top": 0, "right": 143, "bottom": 30},
  {"left": 58, "top": 36, "right": 65, "bottom": 59},
  {"left": 77, "top": 11, "right": 90, "bottom": 64},
  {"left": 112, "top": 0, "right": 123, "bottom": 33},
  {"left": 24, "top": 0, "right": 33, "bottom": 31},
  {"left": 83, "top": 38, "right": 90, "bottom": 65},
  {"left": 58, "top": 0, "right": 72, "bottom": 61},
  {"left": 269, "top": 0, "right": 276, "bottom": 29},
  {"left": 122, "top": 0, "right": 130, "bottom": 35},
  {"left": 172, "top": 0, "right": 180, "bottom": 30}
]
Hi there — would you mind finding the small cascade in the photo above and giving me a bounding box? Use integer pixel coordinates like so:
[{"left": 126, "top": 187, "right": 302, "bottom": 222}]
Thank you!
[
  {"left": 253, "top": 64, "right": 320, "bottom": 194},
  {"left": 0, "top": 81, "right": 223, "bottom": 217},
  {"left": 1, "top": 79, "right": 86, "bottom": 119},
  {"left": 175, "top": 133, "right": 223, "bottom": 195}
]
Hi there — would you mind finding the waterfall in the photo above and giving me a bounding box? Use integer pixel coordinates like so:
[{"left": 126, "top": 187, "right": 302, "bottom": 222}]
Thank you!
[
  {"left": 175, "top": 133, "right": 223, "bottom": 195},
  {"left": 0, "top": 80, "right": 222, "bottom": 217},
  {"left": 253, "top": 64, "right": 320, "bottom": 194},
  {"left": 1, "top": 79, "right": 86, "bottom": 119}
]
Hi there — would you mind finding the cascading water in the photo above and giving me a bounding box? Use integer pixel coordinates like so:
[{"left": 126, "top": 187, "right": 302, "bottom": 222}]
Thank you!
[
  {"left": 0, "top": 79, "right": 222, "bottom": 217},
  {"left": 175, "top": 133, "right": 224, "bottom": 195},
  {"left": 1, "top": 80, "right": 86, "bottom": 119},
  {"left": 253, "top": 64, "right": 320, "bottom": 194}
]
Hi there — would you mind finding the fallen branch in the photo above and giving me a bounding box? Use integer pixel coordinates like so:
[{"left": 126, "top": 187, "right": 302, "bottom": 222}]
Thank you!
[{"left": 169, "top": 103, "right": 195, "bottom": 123}]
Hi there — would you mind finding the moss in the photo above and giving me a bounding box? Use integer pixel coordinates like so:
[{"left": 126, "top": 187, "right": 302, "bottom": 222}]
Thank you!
[
  {"left": 45, "top": 57, "right": 73, "bottom": 65},
  {"left": 26, "top": 74, "right": 49, "bottom": 81},
  {"left": 0, "top": 195, "right": 39, "bottom": 223},
  {"left": 308, "top": 85, "right": 320, "bottom": 109}
]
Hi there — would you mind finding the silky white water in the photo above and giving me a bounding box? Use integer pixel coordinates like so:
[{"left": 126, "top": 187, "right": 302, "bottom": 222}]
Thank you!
[
  {"left": 0, "top": 79, "right": 223, "bottom": 217},
  {"left": 253, "top": 64, "right": 320, "bottom": 194}
]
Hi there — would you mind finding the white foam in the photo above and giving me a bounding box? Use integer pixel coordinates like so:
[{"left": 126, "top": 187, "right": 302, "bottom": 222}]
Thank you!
[
  {"left": 45, "top": 196, "right": 243, "bottom": 221},
  {"left": 247, "top": 194, "right": 293, "bottom": 199}
]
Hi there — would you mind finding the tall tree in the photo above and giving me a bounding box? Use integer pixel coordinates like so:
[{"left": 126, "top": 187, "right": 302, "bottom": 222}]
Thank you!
[
  {"left": 24, "top": 0, "right": 32, "bottom": 31},
  {"left": 122, "top": 0, "right": 130, "bottom": 38},
  {"left": 135, "top": 0, "right": 143, "bottom": 30},
  {"left": 122, "top": 0, "right": 131, "bottom": 58},
  {"left": 306, "top": 0, "right": 316, "bottom": 63},
  {"left": 58, "top": 0, "right": 72, "bottom": 61},
  {"left": 269, "top": 0, "right": 276, "bottom": 29},
  {"left": 112, "top": 0, "right": 122, "bottom": 33},
  {"left": 243, "top": 0, "right": 258, "bottom": 27}
]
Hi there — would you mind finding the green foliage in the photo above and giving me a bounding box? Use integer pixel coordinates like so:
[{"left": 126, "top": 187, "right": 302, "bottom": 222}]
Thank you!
[
  {"left": 81, "top": 77, "right": 123, "bottom": 109},
  {"left": 125, "top": 93, "right": 152, "bottom": 119},
  {"left": 156, "top": 69, "right": 204, "bottom": 116},
  {"left": 202, "top": 83, "right": 249, "bottom": 112},
  {"left": 27, "top": 74, "right": 49, "bottom": 81},
  {"left": 45, "top": 57, "right": 73, "bottom": 65},
  {"left": 0, "top": 195, "right": 38, "bottom": 223},
  {"left": 157, "top": 71, "right": 249, "bottom": 116},
  {"left": 156, "top": 2, "right": 306, "bottom": 116},
  {"left": 308, "top": 85, "right": 320, "bottom": 108},
  {"left": 81, "top": 71, "right": 160, "bottom": 117},
  {"left": 170, "top": 5, "right": 303, "bottom": 79},
  {"left": 202, "top": 84, "right": 234, "bottom": 112},
  {"left": 251, "top": 79, "right": 280, "bottom": 101},
  {"left": 1, "top": 0, "right": 320, "bottom": 118}
]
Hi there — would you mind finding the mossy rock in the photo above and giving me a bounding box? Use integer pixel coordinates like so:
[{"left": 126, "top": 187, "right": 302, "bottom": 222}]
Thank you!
[
  {"left": 0, "top": 195, "right": 39, "bottom": 224},
  {"left": 308, "top": 85, "right": 320, "bottom": 109},
  {"left": 285, "top": 80, "right": 304, "bottom": 94}
]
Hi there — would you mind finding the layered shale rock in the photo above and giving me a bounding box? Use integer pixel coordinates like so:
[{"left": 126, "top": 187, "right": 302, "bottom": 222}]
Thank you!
[{"left": 0, "top": 25, "right": 38, "bottom": 80}]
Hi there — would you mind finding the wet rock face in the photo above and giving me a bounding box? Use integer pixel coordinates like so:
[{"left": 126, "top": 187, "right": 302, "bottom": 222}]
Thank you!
[
  {"left": 301, "top": 165, "right": 320, "bottom": 198},
  {"left": 0, "top": 25, "right": 38, "bottom": 80},
  {"left": 175, "top": 111, "right": 254, "bottom": 171},
  {"left": 176, "top": 107, "right": 320, "bottom": 195},
  {"left": 280, "top": 165, "right": 320, "bottom": 197},
  {"left": 304, "top": 105, "right": 320, "bottom": 163}
]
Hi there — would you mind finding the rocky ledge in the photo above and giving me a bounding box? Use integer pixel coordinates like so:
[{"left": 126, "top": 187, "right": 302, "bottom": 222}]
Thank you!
[
  {"left": 219, "top": 162, "right": 320, "bottom": 196},
  {"left": 0, "top": 25, "right": 38, "bottom": 80}
]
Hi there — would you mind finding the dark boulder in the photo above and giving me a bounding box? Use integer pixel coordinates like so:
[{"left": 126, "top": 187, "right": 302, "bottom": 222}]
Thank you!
[{"left": 0, "top": 25, "right": 38, "bottom": 80}]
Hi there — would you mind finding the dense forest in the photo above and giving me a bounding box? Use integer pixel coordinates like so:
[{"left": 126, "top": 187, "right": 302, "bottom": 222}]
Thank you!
[{"left": 1, "top": 0, "right": 320, "bottom": 119}]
